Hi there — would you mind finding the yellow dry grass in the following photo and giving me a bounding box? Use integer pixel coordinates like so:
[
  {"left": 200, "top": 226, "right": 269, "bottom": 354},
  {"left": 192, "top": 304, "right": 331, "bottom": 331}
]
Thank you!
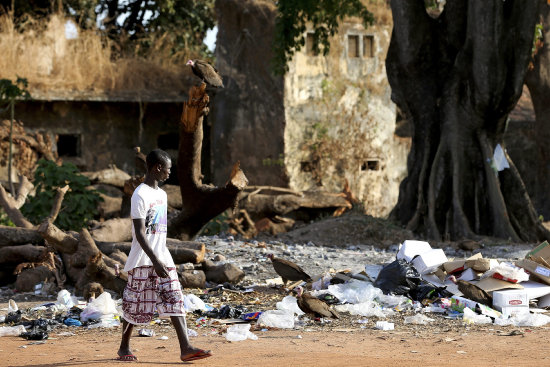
[{"left": 0, "top": 13, "right": 198, "bottom": 97}]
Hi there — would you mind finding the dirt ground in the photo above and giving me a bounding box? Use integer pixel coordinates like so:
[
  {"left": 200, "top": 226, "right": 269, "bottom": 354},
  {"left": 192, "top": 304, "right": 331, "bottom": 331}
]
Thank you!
[
  {"left": 2, "top": 320, "right": 549, "bottom": 367},
  {"left": 2, "top": 296, "right": 550, "bottom": 367}
]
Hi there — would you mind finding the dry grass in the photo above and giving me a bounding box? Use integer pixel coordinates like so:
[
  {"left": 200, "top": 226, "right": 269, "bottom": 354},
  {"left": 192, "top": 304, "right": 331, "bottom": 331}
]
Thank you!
[
  {"left": 0, "top": 13, "right": 199, "bottom": 97},
  {"left": 365, "top": 0, "right": 392, "bottom": 26}
]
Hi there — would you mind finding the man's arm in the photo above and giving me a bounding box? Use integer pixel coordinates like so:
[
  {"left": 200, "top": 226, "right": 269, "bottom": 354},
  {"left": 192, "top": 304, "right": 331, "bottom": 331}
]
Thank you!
[{"left": 133, "top": 218, "right": 169, "bottom": 278}]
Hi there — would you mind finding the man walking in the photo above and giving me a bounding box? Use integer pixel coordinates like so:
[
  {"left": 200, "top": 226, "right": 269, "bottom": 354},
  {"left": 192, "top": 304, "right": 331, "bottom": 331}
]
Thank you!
[{"left": 117, "top": 149, "right": 211, "bottom": 362}]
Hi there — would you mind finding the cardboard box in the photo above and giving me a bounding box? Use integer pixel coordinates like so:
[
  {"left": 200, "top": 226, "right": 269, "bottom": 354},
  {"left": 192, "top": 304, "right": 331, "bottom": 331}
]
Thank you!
[
  {"left": 443, "top": 253, "right": 483, "bottom": 274},
  {"left": 521, "top": 280, "right": 550, "bottom": 300},
  {"left": 412, "top": 248, "right": 448, "bottom": 274},
  {"left": 492, "top": 289, "right": 529, "bottom": 311},
  {"left": 516, "top": 259, "right": 550, "bottom": 285},
  {"left": 525, "top": 241, "right": 550, "bottom": 266},
  {"left": 466, "top": 258, "right": 499, "bottom": 273},
  {"left": 396, "top": 240, "right": 432, "bottom": 262},
  {"left": 475, "top": 277, "right": 523, "bottom": 292}
]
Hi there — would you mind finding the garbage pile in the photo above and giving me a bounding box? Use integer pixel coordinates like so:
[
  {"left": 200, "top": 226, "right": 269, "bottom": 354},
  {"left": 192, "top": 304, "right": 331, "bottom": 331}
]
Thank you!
[
  {"left": 310, "top": 239, "right": 550, "bottom": 327},
  {"left": 0, "top": 290, "right": 121, "bottom": 339}
]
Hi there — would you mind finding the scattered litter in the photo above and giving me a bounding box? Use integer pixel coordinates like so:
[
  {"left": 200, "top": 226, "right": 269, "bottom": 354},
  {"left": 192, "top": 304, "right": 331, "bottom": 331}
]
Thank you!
[
  {"left": 157, "top": 336, "right": 169, "bottom": 340},
  {"left": 257, "top": 310, "right": 294, "bottom": 329},
  {"left": 224, "top": 324, "right": 257, "bottom": 342},
  {"left": 375, "top": 321, "right": 394, "bottom": 331},
  {"left": 404, "top": 314, "right": 434, "bottom": 325},
  {"left": 138, "top": 329, "right": 155, "bottom": 337}
]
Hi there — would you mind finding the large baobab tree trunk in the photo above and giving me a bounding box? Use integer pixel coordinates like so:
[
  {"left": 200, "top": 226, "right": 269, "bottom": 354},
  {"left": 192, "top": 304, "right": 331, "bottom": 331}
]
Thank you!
[
  {"left": 388, "top": 0, "right": 550, "bottom": 242},
  {"left": 525, "top": 0, "right": 550, "bottom": 220},
  {"left": 168, "top": 83, "right": 248, "bottom": 240}
]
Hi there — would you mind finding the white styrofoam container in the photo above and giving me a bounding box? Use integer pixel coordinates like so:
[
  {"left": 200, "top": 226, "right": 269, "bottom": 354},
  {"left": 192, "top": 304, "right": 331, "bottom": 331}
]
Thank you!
[
  {"left": 492, "top": 289, "right": 529, "bottom": 316},
  {"left": 396, "top": 240, "right": 432, "bottom": 262},
  {"left": 412, "top": 248, "right": 448, "bottom": 274}
]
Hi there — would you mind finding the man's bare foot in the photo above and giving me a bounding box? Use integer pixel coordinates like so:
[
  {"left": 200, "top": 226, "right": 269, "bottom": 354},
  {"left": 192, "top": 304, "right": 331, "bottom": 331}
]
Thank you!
[
  {"left": 117, "top": 348, "right": 138, "bottom": 361},
  {"left": 180, "top": 347, "right": 212, "bottom": 362}
]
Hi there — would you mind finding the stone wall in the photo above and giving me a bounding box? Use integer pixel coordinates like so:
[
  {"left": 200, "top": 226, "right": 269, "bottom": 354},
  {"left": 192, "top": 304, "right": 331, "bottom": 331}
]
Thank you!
[
  {"left": 283, "top": 21, "right": 410, "bottom": 217},
  {"left": 14, "top": 100, "right": 182, "bottom": 175}
]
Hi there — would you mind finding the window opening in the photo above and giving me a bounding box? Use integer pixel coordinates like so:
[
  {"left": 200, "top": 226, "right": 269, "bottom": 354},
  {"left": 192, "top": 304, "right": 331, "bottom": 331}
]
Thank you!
[
  {"left": 57, "top": 134, "right": 80, "bottom": 157},
  {"left": 348, "top": 35, "right": 360, "bottom": 58}
]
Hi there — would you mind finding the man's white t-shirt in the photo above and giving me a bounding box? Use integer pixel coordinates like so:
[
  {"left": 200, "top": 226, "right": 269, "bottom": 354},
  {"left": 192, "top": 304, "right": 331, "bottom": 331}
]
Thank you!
[{"left": 124, "top": 183, "right": 175, "bottom": 272}]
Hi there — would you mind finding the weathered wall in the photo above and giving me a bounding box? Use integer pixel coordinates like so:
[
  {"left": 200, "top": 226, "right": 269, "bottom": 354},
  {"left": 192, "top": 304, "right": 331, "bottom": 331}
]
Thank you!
[
  {"left": 284, "top": 21, "right": 410, "bottom": 217},
  {"left": 212, "top": 0, "right": 287, "bottom": 187},
  {"left": 14, "top": 100, "right": 182, "bottom": 173}
]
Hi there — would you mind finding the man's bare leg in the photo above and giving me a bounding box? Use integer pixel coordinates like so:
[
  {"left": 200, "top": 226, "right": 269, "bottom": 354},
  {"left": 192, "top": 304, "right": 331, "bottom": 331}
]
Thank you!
[
  {"left": 117, "top": 320, "right": 137, "bottom": 361},
  {"left": 171, "top": 315, "right": 212, "bottom": 361}
]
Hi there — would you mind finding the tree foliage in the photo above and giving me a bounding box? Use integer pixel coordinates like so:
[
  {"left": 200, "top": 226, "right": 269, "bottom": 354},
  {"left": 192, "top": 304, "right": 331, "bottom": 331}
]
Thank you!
[
  {"left": 21, "top": 159, "right": 102, "bottom": 231},
  {"left": 0, "top": 0, "right": 215, "bottom": 59},
  {"left": 272, "top": 0, "right": 374, "bottom": 74}
]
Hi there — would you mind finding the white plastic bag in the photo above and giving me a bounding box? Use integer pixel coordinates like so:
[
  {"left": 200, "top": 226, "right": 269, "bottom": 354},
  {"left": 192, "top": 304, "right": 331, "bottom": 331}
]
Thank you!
[
  {"left": 224, "top": 324, "right": 258, "bottom": 342},
  {"left": 56, "top": 289, "right": 76, "bottom": 309},
  {"left": 462, "top": 308, "right": 492, "bottom": 325},
  {"left": 276, "top": 296, "right": 304, "bottom": 316},
  {"left": 404, "top": 313, "right": 434, "bottom": 325},
  {"left": 0, "top": 325, "right": 26, "bottom": 337},
  {"left": 183, "top": 294, "right": 207, "bottom": 312},
  {"left": 80, "top": 292, "right": 118, "bottom": 322},
  {"left": 481, "top": 262, "right": 529, "bottom": 283},
  {"left": 257, "top": 310, "right": 294, "bottom": 329}
]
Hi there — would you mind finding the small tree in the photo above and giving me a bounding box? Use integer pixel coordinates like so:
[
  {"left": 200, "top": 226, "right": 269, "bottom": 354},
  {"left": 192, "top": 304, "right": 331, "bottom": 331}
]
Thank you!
[{"left": 0, "top": 77, "right": 30, "bottom": 195}]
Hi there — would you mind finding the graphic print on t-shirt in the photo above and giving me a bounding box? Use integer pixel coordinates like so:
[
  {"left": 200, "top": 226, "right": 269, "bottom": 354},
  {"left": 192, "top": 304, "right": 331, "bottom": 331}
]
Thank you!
[{"left": 144, "top": 200, "right": 167, "bottom": 234}]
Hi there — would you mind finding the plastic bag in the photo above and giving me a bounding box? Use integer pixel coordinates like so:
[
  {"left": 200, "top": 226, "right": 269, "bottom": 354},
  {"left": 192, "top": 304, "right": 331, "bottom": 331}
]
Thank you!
[
  {"left": 374, "top": 260, "right": 422, "bottom": 297},
  {"left": 335, "top": 302, "right": 390, "bottom": 318},
  {"left": 0, "top": 325, "right": 26, "bottom": 337},
  {"left": 462, "top": 308, "right": 492, "bottom": 325},
  {"left": 56, "top": 290, "right": 75, "bottom": 309},
  {"left": 404, "top": 314, "right": 434, "bottom": 325},
  {"left": 183, "top": 294, "right": 207, "bottom": 312},
  {"left": 481, "top": 262, "right": 529, "bottom": 283},
  {"left": 257, "top": 310, "right": 294, "bottom": 329},
  {"left": 224, "top": 324, "right": 258, "bottom": 342},
  {"left": 80, "top": 292, "right": 118, "bottom": 322},
  {"left": 315, "top": 280, "right": 382, "bottom": 304},
  {"left": 276, "top": 296, "right": 304, "bottom": 316}
]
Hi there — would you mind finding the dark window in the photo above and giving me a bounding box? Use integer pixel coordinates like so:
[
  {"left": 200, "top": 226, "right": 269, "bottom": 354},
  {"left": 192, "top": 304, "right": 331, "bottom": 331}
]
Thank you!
[
  {"left": 361, "top": 159, "right": 380, "bottom": 171},
  {"left": 157, "top": 132, "right": 179, "bottom": 150},
  {"left": 57, "top": 134, "right": 80, "bottom": 157},
  {"left": 348, "top": 35, "right": 359, "bottom": 58},
  {"left": 306, "top": 33, "right": 319, "bottom": 56},
  {"left": 363, "top": 35, "right": 374, "bottom": 57}
]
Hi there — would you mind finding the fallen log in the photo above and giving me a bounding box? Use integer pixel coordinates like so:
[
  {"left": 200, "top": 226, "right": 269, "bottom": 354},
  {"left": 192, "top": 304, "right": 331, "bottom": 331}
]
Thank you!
[
  {"left": 0, "top": 244, "right": 46, "bottom": 264},
  {"left": 96, "top": 239, "right": 205, "bottom": 264},
  {"left": 0, "top": 225, "right": 43, "bottom": 247},
  {"left": 89, "top": 218, "right": 132, "bottom": 242},
  {"left": 238, "top": 191, "right": 352, "bottom": 218},
  {"left": 82, "top": 165, "right": 131, "bottom": 188}
]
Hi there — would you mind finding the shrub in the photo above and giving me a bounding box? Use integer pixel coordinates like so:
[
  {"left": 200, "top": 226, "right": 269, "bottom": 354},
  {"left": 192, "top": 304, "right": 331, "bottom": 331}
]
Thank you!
[{"left": 21, "top": 159, "right": 102, "bottom": 230}]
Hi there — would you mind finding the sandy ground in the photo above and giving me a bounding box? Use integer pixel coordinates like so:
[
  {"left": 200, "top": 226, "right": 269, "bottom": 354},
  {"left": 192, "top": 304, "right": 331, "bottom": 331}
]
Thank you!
[{"left": 2, "top": 323, "right": 550, "bottom": 367}]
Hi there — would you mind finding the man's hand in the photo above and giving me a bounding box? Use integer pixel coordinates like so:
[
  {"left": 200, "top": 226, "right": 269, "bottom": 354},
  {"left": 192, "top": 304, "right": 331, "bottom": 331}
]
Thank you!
[{"left": 153, "top": 260, "right": 169, "bottom": 278}]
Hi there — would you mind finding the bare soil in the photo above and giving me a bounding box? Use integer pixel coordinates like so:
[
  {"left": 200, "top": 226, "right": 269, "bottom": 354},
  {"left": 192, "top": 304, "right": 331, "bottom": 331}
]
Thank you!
[{"left": 1, "top": 316, "right": 549, "bottom": 367}]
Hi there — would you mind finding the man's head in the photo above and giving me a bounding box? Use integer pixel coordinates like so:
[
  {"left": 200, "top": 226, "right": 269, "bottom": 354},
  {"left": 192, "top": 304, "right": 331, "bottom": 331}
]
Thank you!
[{"left": 146, "top": 149, "right": 171, "bottom": 182}]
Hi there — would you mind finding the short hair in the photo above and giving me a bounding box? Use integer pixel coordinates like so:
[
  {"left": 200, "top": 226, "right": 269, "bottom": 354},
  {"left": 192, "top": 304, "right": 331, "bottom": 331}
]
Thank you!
[{"left": 146, "top": 149, "right": 171, "bottom": 171}]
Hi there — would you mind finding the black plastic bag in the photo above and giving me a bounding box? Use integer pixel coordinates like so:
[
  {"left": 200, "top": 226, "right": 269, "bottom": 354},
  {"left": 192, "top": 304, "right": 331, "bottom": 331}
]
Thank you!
[
  {"left": 374, "top": 259, "right": 422, "bottom": 297},
  {"left": 409, "top": 282, "right": 453, "bottom": 303}
]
